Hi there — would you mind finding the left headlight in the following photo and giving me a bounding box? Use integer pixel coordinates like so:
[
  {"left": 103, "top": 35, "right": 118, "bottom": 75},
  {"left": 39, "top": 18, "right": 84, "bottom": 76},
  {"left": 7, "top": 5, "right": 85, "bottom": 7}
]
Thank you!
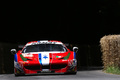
[{"left": 68, "top": 59, "right": 77, "bottom": 66}]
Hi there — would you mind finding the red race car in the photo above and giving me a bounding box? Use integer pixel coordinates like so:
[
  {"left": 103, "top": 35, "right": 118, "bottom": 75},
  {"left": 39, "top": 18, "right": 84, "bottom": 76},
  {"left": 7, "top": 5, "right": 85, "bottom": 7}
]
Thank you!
[{"left": 11, "top": 40, "right": 78, "bottom": 76}]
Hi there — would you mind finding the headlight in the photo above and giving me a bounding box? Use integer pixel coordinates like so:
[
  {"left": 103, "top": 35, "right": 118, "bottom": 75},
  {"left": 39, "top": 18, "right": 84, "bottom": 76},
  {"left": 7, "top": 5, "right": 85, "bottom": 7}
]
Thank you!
[
  {"left": 68, "top": 59, "right": 77, "bottom": 66},
  {"left": 73, "top": 59, "right": 77, "bottom": 66}
]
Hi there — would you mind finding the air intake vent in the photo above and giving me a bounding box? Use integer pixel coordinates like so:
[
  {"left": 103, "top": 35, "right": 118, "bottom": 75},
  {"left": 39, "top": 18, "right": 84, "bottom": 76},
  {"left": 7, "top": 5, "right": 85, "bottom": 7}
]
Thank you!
[
  {"left": 24, "top": 65, "right": 41, "bottom": 70},
  {"left": 51, "top": 64, "right": 67, "bottom": 69}
]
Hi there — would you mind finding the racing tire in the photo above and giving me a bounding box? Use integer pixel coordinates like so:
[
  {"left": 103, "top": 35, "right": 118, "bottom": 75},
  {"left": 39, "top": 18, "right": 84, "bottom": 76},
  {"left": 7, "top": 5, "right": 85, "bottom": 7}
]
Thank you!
[
  {"left": 72, "top": 71, "right": 77, "bottom": 75},
  {"left": 14, "top": 68, "right": 25, "bottom": 77},
  {"left": 14, "top": 74, "right": 19, "bottom": 77},
  {"left": 14, "top": 73, "right": 25, "bottom": 77}
]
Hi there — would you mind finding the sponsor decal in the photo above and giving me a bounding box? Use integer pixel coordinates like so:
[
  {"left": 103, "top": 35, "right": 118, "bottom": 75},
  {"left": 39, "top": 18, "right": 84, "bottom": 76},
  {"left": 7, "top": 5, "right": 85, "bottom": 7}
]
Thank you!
[
  {"left": 22, "top": 54, "right": 33, "bottom": 57},
  {"left": 26, "top": 40, "right": 63, "bottom": 46}
]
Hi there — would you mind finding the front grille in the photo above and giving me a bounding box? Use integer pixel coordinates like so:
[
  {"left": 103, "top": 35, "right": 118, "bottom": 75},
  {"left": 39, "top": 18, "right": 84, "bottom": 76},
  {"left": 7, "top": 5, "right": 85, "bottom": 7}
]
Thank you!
[
  {"left": 24, "top": 65, "right": 41, "bottom": 70},
  {"left": 24, "top": 64, "right": 67, "bottom": 70},
  {"left": 42, "top": 65, "right": 50, "bottom": 69},
  {"left": 51, "top": 64, "right": 67, "bottom": 69}
]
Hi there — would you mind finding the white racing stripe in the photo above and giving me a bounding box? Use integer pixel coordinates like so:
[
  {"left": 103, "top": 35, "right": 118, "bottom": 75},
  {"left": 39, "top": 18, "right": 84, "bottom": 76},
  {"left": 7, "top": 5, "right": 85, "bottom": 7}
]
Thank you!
[{"left": 41, "top": 52, "right": 50, "bottom": 65}]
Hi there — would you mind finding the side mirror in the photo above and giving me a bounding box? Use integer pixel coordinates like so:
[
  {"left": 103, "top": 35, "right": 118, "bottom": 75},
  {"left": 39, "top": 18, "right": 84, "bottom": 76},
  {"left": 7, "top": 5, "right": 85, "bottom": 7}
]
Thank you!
[
  {"left": 11, "top": 49, "right": 17, "bottom": 55},
  {"left": 73, "top": 47, "right": 78, "bottom": 53}
]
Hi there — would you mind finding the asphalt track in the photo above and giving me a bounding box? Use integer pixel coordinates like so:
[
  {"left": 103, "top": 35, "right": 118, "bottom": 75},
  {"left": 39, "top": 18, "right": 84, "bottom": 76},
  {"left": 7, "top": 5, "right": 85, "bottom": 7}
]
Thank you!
[{"left": 0, "top": 70, "right": 120, "bottom": 80}]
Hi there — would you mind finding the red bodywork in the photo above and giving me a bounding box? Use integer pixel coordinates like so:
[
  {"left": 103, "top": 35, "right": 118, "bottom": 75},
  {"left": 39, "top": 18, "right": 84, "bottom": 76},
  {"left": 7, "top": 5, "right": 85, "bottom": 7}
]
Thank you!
[{"left": 14, "top": 40, "right": 77, "bottom": 75}]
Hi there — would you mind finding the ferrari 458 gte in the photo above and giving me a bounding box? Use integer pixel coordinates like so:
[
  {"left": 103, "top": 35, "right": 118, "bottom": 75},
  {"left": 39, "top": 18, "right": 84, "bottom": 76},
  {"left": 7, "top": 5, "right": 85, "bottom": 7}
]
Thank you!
[{"left": 11, "top": 40, "right": 78, "bottom": 76}]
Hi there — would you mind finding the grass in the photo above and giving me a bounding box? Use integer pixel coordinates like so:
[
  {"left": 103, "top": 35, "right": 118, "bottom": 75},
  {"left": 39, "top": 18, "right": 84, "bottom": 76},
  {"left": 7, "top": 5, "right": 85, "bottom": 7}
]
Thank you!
[{"left": 105, "top": 66, "right": 120, "bottom": 75}]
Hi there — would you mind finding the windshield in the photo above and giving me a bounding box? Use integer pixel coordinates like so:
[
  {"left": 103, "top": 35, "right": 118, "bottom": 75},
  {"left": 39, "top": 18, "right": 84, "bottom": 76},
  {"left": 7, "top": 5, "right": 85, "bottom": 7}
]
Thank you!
[{"left": 22, "top": 44, "right": 68, "bottom": 53}]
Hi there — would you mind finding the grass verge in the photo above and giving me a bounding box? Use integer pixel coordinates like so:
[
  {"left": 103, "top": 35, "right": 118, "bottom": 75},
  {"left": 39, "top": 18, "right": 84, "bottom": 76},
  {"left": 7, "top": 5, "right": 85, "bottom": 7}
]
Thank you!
[{"left": 105, "top": 66, "right": 120, "bottom": 75}]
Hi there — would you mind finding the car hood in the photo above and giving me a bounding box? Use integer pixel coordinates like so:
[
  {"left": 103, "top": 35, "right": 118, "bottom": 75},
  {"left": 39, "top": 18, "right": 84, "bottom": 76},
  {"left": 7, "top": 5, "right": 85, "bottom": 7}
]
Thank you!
[{"left": 19, "top": 52, "right": 72, "bottom": 65}]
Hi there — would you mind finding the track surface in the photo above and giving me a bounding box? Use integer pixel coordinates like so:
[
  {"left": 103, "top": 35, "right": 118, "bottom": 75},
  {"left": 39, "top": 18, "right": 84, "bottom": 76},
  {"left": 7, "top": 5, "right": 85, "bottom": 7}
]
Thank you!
[{"left": 0, "top": 70, "right": 120, "bottom": 80}]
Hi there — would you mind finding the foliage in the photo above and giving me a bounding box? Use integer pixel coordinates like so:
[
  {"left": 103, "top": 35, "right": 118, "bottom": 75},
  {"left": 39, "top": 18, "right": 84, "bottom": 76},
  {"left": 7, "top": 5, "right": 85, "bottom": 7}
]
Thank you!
[{"left": 105, "top": 65, "right": 120, "bottom": 75}]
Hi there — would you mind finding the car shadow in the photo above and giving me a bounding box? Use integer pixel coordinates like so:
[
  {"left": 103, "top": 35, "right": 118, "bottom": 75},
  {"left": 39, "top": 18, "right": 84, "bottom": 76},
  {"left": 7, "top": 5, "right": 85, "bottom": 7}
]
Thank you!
[{"left": 77, "top": 66, "right": 103, "bottom": 71}]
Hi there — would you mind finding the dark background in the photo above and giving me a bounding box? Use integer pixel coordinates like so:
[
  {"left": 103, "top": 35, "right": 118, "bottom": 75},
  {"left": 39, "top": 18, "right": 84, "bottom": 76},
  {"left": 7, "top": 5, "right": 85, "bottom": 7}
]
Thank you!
[
  {"left": 1, "top": 0, "right": 120, "bottom": 44},
  {"left": 1, "top": 0, "right": 120, "bottom": 73}
]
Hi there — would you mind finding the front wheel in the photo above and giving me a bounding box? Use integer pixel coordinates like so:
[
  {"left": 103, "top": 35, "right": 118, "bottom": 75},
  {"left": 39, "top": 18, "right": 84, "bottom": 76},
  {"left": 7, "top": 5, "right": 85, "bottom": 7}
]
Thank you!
[
  {"left": 71, "top": 71, "right": 77, "bottom": 75},
  {"left": 14, "top": 68, "right": 24, "bottom": 76}
]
